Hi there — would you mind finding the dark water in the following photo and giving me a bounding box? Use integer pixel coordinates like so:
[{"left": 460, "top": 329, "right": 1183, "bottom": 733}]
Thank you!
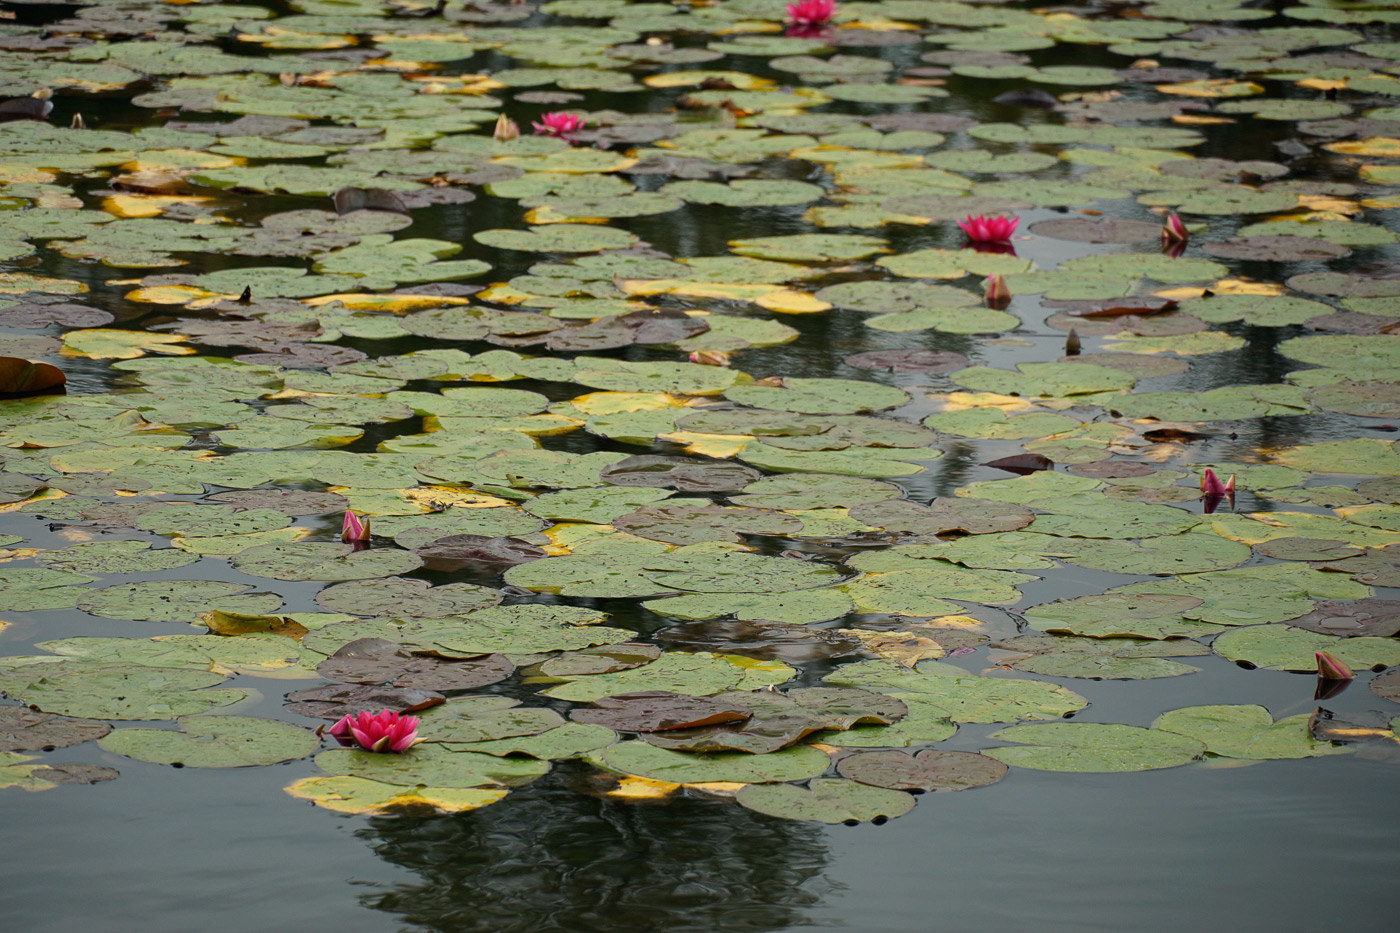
[{"left": 3, "top": 1, "right": 1400, "bottom": 930}]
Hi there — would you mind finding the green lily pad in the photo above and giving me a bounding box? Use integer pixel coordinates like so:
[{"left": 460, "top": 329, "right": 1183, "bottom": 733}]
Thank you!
[
  {"left": 735, "top": 778, "right": 914, "bottom": 824},
  {"left": 1212, "top": 624, "right": 1400, "bottom": 672},
  {"left": 1151, "top": 705, "right": 1348, "bottom": 760},
  {"left": 78, "top": 581, "right": 281, "bottom": 622},
  {"left": 824, "top": 660, "right": 1087, "bottom": 723},
  {"left": 99, "top": 715, "right": 319, "bottom": 767},
  {"left": 230, "top": 543, "right": 423, "bottom": 582},
  {"left": 598, "top": 741, "right": 829, "bottom": 784},
  {"left": 985, "top": 723, "right": 1204, "bottom": 772},
  {"left": 995, "top": 634, "right": 1208, "bottom": 680},
  {"left": 0, "top": 660, "right": 245, "bottom": 720}
]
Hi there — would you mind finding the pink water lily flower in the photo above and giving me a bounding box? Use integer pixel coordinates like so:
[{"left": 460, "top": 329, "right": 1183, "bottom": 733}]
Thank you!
[
  {"left": 957, "top": 213, "right": 1019, "bottom": 243},
  {"left": 1161, "top": 212, "right": 1189, "bottom": 246},
  {"left": 532, "top": 111, "right": 585, "bottom": 137},
  {"left": 341, "top": 509, "right": 370, "bottom": 544},
  {"left": 787, "top": 0, "right": 836, "bottom": 25},
  {"left": 328, "top": 710, "right": 421, "bottom": 753}
]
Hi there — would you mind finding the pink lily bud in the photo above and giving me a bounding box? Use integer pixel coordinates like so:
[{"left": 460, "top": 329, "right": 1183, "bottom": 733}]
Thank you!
[
  {"left": 1161, "top": 213, "right": 1188, "bottom": 246},
  {"left": 341, "top": 510, "right": 370, "bottom": 544},
  {"left": 1224, "top": 474, "right": 1235, "bottom": 495},
  {"left": 493, "top": 114, "right": 520, "bottom": 141},
  {"left": 689, "top": 350, "right": 730, "bottom": 366},
  {"left": 1201, "top": 468, "right": 1227, "bottom": 498},
  {"left": 1315, "top": 651, "right": 1353, "bottom": 681},
  {"left": 984, "top": 274, "right": 1011, "bottom": 309}
]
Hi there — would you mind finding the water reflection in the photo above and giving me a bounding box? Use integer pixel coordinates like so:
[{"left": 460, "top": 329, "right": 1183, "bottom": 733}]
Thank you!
[{"left": 358, "top": 769, "right": 834, "bottom": 933}]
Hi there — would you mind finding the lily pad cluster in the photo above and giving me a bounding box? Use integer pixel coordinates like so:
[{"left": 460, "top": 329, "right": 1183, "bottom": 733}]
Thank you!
[{"left": 0, "top": 0, "right": 1397, "bottom": 825}]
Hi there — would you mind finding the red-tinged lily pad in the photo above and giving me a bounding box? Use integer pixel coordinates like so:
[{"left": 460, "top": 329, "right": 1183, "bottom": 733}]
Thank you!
[
  {"left": 837, "top": 749, "right": 1008, "bottom": 792},
  {"left": 570, "top": 691, "right": 753, "bottom": 732},
  {"left": 283, "top": 683, "right": 445, "bottom": 720},
  {"left": 1028, "top": 217, "right": 1164, "bottom": 243},
  {"left": 316, "top": 638, "right": 515, "bottom": 691},
  {"left": 843, "top": 349, "right": 970, "bottom": 373},
  {"left": 30, "top": 763, "right": 119, "bottom": 785},
  {"left": 1203, "top": 235, "right": 1349, "bottom": 262},
  {"left": 414, "top": 535, "right": 547, "bottom": 570},
  {"left": 0, "top": 707, "right": 111, "bottom": 752},
  {"left": 0, "top": 357, "right": 65, "bottom": 396},
  {"left": 601, "top": 455, "right": 761, "bottom": 493},
  {"left": 1284, "top": 600, "right": 1400, "bottom": 638}
]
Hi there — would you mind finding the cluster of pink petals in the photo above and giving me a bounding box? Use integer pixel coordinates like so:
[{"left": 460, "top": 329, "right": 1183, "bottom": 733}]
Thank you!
[
  {"left": 1161, "top": 213, "right": 1189, "bottom": 245},
  {"left": 328, "top": 710, "right": 421, "bottom": 753},
  {"left": 532, "top": 111, "right": 585, "bottom": 136},
  {"left": 787, "top": 0, "right": 836, "bottom": 25},
  {"left": 957, "top": 213, "right": 1019, "bottom": 243},
  {"left": 1200, "top": 468, "right": 1235, "bottom": 498},
  {"left": 341, "top": 509, "right": 370, "bottom": 544}
]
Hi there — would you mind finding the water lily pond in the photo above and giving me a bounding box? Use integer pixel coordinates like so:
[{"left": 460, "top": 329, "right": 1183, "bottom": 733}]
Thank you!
[{"left": 2, "top": 0, "right": 1400, "bottom": 929}]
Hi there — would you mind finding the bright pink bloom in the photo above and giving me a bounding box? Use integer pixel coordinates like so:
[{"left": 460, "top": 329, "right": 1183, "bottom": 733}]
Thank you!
[
  {"left": 329, "top": 710, "right": 421, "bottom": 753},
  {"left": 957, "top": 214, "right": 1019, "bottom": 243},
  {"left": 1315, "top": 651, "right": 1354, "bottom": 681},
  {"left": 787, "top": 0, "right": 836, "bottom": 25},
  {"left": 341, "top": 510, "right": 370, "bottom": 543},
  {"left": 532, "top": 111, "right": 585, "bottom": 137},
  {"left": 1162, "top": 213, "right": 1188, "bottom": 245}
]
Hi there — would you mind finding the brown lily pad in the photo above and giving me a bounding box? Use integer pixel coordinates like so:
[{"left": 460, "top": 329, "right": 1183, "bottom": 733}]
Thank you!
[
  {"left": 837, "top": 749, "right": 1008, "bottom": 792},
  {"left": 1046, "top": 297, "right": 1178, "bottom": 318},
  {"left": 570, "top": 691, "right": 753, "bottom": 732},
  {"left": 0, "top": 708, "right": 111, "bottom": 752},
  {"left": 1028, "top": 217, "right": 1164, "bottom": 244},
  {"left": 0, "top": 302, "right": 113, "bottom": 328},
  {"left": 0, "top": 357, "right": 65, "bottom": 396},
  {"left": 640, "top": 687, "right": 907, "bottom": 755},
  {"left": 1372, "top": 668, "right": 1400, "bottom": 703},
  {"left": 284, "top": 683, "right": 445, "bottom": 720},
  {"left": 31, "top": 763, "right": 120, "bottom": 785},
  {"left": 984, "top": 454, "right": 1055, "bottom": 475},
  {"left": 538, "top": 644, "right": 662, "bottom": 678},
  {"left": 844, "top": 349, "right": 970, "bottom": 373},
  {"left": 601, "top": 454, "right": 761, "bottom": 493},
  {"left": 1203, "top": 235, "right": 1349, "bottom": 262},
  {"left": 316, "top": 638, "right": 515, "bottom": 691},
  {"left": 1286, "top": 600, "right": 1400, "bottom": 638},
  {"left": 414, "top": 534, "right": 547, "bottom": 571}
]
